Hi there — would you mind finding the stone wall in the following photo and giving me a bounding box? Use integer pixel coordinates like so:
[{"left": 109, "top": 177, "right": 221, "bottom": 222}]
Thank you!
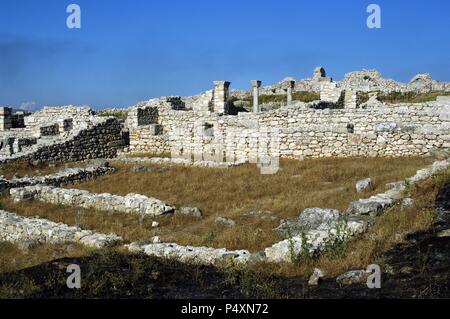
[
  {"left": 24, "top": 106, "right": 95, "bottom": 131},
  {"left": 127, "top": 98, "right": 450, "bottom": 160},
  {"left": 0, "top": 210, "right": 122, "bottom": 248},
  {"left": 0, "top": 117, "right": 125, "bottom": 165},
  {"left": 10, "top": 185, "right": 176, "bottom": 217},
  {"left": 0, "top": 161, "right": 114, "bottom": 194},
  {"left": 319, "top": 82, "right": 343, "bottom": 103},
  {"left": 126, "top": 106, "right": 159, "bottom": 128}
]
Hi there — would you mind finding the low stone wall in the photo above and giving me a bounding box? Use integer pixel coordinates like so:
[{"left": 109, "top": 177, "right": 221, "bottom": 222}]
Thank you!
[
  {"left": 10, "top": 185, "right": 176, "bottom": 217},
  {"left": 126, "top": 242, "right": 250, "bottom": 265},
  {"left": 0, "top": 117, "right": 125, "bottom": 165},
  {"left": 264, "top": 158, "right": 450, "bottom": 262},
  {"left": 113, "top": 156, "right": 245, "bottom": 168},
  {"left": 0, "top": 210, "right": 122, "bottom": 248},
  {"left": 0, "top": 161, "right": 114, "bottom": 193}
]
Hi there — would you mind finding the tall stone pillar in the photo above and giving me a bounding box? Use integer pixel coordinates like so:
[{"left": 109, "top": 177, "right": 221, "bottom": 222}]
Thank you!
[
  {"left": 0, "top": 107, "right": 12, "bottom": 131},
  {"left": 251, "top": 80, "right": 262, "bottom": 113},
  {"left": 285, "top": 80, "right": 295, "bottom": 105},
  {"left": 213, "top": 81, "right": 231, "bottom": 115}
]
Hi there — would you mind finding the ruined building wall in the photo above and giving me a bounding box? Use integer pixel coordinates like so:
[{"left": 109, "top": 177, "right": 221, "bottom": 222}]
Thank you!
[
  {"left": 1, "top": 118, "right": 125, "bottom": 165},
  {"left": 127, "top": 98, "right": 450, "bottom": 160},
  {"left": 24, "top": 106, "right": 95, "bottom": 131}
]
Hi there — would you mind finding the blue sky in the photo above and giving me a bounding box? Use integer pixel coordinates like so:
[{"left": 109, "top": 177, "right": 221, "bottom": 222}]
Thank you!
[{"left": 0, "top": 0, "right": 449, "bottom": 109}]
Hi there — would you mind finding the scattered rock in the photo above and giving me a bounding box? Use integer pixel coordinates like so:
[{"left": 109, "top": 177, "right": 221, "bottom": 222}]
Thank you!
[
  {"left": 308, "top": 268, "right": 325, "bottom": 286},
  {"left": 175, "top": 206, "right": 203, "bottom": 218},
  {"left": 356, "top": 178, "right": 372, "bottom": 193},
  {"left": 215, "top": 217, "right": 236, "bottom": 227},
  {"left": 125, "top": 242, "right": 250, "bottom": 265},
  {"left": 336, "top": 270, "right": 368, "bottom": 286},
  {"left": 347, "top": 199, "right": 384, "bottom": 217},
  {"left": 152, "top": 236, "right": 161, "bottom": 244},
  {"left": 273, "top": 208, "right": 340, "bottom": 238},
  {"left": 402, "top": 197, "right": 413, "bottom": 207},
  {"left": 437, "top": 229, "right": 450, "bottom": 238},
  {"left": 385, "top": 181, "right": 406, "bottom": 191},
  {"left": 151, "top": 221, "right": 159, "bottom": 228}
]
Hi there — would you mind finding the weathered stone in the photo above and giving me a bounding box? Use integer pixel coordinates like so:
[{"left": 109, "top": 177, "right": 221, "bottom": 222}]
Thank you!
[
  {"left": 175, "top": 206, "right": 203, "bottom": 218},
  {"left": 273, "top": 208, "right": 340, "bottom": 238},
  {"left": 151, "top": 221, "right": 159, "bottom": 228},
  {"left": 385, "top": 181, "right": 406, "bottom": 191},
  {"left": 152, "top": 236, "right": 162, "bottom": 243},
  {"left": 215, "top": 217, "right": 236, "bottom": 227},
  {"left": 402, "top": 197, "right": 413, "bottom": 207},
  {"left": 347, "top": 199, "right": 384, "bottom": 217},
  {"left": 0, "top": 210, "right": 122, "bottom": 248},
  {"left": 308, "top": 268, "right": 325, "bottom": 286},
  {"left": 374, "top": 122, "right": 397, "bottom": 133},
  {"left": 336, "top": 270, "right": 368, "bottom": 286},
  {"left": 356, "top": 178, "right": 372, "bottom": 193},
  {"left": 437, "top": 229, "right": 450, "bottom": 238},
  {"left": 10, "top": 185, "right": 175, "bottom": 217},
  {"left": 125, "top": 242, "right": 250, "bottom": 265}
]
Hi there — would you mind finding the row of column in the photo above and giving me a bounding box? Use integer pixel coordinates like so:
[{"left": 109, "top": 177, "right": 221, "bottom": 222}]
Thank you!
[
  {"left": 251, "top": 80, "right": 295, "bottom": 113},
  {"left": 214, "top": 80, "right": 296, "bottom": 114}
]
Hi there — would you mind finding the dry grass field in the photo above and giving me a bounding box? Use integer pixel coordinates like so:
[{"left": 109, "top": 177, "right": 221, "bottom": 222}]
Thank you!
[
  {"left": 0, "top": 160, "right": 87, "bottom": 179},
  {"left": 1, "top": 155, "right": 446, "bottom": 278}
]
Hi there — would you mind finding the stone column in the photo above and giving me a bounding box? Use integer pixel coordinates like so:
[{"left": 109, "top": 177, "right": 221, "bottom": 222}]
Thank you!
[
  {"left": 0, "top": 107, "right": 12, "bottom": 131},
  {"left": 251, "top": 80, "right": 262, "bottom": 113},
  {"left": 285, "top": 80, "right": 295, "bottom": 105},
  {"left": 344, "top": 89, "right": 357, "bottom": 109},
  {"left": 213, "top": 81, "right": 231, "bottom": 115}
]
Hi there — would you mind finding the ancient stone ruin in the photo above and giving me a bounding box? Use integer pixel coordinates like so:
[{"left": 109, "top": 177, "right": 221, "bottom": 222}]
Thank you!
[{"left": 0, "top": 67, "right": 449, "bottom": 268}]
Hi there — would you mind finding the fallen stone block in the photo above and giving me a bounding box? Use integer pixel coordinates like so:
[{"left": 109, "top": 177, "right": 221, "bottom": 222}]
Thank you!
[
  {"left": 175, "top": 206, "right": 203, "bottom": 218},
  {"left": 125, "top": 242, "right": 250, "bottom": 265},
  {"left": 336, "top": 270, "right": 369, "bottom": 286},
  {"left": 356, "top": 178, "right": 372, "bottom": 193},
  {"left": 273, "top": 208, "right": 340, "bottom": 238},
  {"left": 0, "top": 210, "right": 122, "bottom": 248}
]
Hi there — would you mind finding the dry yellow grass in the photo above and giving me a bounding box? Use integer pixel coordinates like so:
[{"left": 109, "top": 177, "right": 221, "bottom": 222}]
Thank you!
[
  {"left": 71, "top": 156, "right": 431, "bottom": 251},
  {"left": 0, "top": 241, "right": 93, "bottom": 274},
  {"left": 0, "top": 156, "right": 446, "bottom": 278},
  {"left": 253, "top": 167, "right": 450, "bottom": 277},
  {"left": 0, "top": 160, "right": 87, "bottom": 179},
  {"left": 0, "top": 197, "right": 158, "bottom": 243}
]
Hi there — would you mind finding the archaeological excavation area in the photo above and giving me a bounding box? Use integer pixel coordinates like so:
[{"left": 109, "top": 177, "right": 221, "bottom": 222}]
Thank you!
[{"left": 1, "top": 67, "right": 450, "bottom": 298}]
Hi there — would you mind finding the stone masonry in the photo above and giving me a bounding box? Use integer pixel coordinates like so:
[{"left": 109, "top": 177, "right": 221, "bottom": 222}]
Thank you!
[{"left": 127, "top": 94, "right": 450, "bottom": 161}]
